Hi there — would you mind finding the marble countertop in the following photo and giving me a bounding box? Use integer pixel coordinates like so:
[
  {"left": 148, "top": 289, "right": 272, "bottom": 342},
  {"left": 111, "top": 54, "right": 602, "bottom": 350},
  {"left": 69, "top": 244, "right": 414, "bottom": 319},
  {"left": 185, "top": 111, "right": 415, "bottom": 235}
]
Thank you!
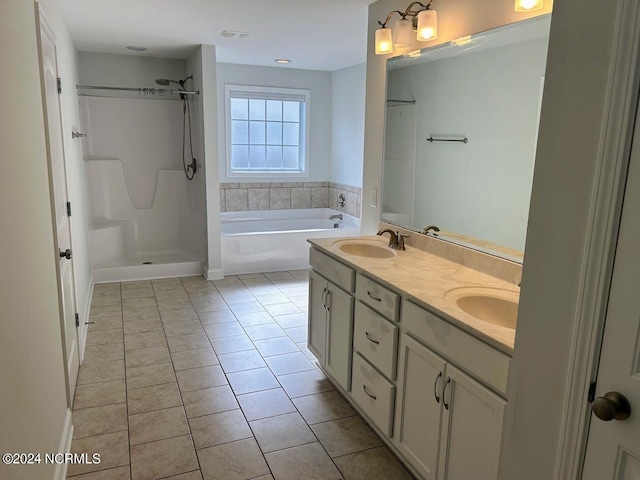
[{"left": 308, "top": 235, "right": 518, "bottom": 355}]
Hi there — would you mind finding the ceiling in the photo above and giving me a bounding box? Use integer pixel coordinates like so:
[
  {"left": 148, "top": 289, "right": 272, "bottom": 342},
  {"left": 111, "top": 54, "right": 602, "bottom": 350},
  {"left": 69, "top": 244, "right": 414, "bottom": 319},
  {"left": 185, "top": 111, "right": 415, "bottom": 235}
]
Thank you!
[{"left": 59, "top": 0, "right": 377, "bottom": 72}]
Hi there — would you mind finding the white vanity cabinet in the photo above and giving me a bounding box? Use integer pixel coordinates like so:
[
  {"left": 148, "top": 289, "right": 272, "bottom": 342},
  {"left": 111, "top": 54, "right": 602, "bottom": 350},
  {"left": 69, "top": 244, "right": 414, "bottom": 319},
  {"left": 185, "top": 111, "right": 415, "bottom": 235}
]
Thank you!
[{"left": 308, "top": 249, "right": 355, "bottom": 392}]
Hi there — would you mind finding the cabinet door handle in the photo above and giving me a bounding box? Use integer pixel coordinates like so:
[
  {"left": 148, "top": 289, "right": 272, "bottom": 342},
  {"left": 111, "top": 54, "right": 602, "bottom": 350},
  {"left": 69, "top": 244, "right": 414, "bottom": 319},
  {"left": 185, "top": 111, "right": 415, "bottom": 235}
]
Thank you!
[
  {"left": 325, "top": 290, "right": 331, "bottom": 312},
  {"left": 433, "top": 371, "right": 443, "bottom": 403},
  {"left": 365, "top": 332, "right": 380, "bottom": 345},
  {"left": 367, "top": 291, "right": 382, "bottom": 302},
  {"left": 363, "top": 385, "right": 377, "bottom": 400},
  {"left": 443, "top": 377, "right": 452, "bottom": 410},
  {"left": 322, "top": 287, "right": 327, "bottom": 309}
]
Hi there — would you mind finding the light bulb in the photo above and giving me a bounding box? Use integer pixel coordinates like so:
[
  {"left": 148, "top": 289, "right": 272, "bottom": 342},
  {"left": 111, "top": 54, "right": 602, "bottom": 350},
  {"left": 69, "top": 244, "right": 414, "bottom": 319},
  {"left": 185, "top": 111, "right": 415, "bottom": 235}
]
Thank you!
[
  {"left": 514, "top": 0, "right": 543, "bottom": 12},
  {"left": 417, "top": 10, "right": 437, "bottom": 41},
  {"left": 375, "top": 27, "right": 394, "bottom": 55}
]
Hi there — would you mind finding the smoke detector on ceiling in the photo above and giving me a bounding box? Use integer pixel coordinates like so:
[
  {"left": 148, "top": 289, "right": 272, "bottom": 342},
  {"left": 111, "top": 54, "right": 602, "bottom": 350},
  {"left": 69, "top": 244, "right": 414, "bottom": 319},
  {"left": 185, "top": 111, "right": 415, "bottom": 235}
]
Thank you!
[{"left": 220, "top": 30, "right": 250, "bottom": 39}]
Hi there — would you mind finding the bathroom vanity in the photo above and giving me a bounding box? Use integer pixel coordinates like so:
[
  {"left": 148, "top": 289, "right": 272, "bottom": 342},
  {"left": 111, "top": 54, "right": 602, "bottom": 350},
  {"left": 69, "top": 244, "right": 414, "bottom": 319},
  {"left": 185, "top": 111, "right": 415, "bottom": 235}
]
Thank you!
[{"left": 307, "top": 235, "right": 518, "bottom": 480}]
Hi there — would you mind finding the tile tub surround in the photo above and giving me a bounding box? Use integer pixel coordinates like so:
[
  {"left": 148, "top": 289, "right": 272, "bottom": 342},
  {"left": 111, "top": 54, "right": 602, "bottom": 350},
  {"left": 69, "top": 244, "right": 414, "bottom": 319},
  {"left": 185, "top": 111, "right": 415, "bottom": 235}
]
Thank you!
[
  {"left": 220, "top": 182, "right": 362, "bottom": 218},
  {"left": 68, "top": 273, "right": 414, "bottom": 480}
]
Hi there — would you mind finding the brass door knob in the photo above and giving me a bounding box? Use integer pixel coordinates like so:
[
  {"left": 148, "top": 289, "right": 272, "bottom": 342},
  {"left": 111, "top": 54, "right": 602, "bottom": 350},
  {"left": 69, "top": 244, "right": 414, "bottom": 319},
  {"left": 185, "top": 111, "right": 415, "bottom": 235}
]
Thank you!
[{"left": 592, "top": 392, "right": 631, "bottom": 421}]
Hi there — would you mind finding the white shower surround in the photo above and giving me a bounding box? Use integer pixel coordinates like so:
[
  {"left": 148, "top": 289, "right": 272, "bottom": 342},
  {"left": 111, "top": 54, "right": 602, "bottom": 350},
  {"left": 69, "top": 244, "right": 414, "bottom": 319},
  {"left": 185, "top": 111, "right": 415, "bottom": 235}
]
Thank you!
[{"left": 221, "top": 208, "right": 360, "bottom": 275}]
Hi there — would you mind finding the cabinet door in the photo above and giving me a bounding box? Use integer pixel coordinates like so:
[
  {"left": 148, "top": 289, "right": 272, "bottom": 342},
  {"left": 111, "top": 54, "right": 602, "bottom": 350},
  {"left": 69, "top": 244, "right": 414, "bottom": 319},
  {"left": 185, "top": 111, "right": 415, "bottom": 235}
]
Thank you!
[
  {"left": 325, "top": 282, "right": 355, "bottom": 391},
  {"left": 394, "top": 334, "right": 446, "bottom": 479},
  {"left": 308, "top": 269, "right": 328, "bottom": 363},
  {"left": 438, "top": 365, "right": 506, "bottom": 480}
]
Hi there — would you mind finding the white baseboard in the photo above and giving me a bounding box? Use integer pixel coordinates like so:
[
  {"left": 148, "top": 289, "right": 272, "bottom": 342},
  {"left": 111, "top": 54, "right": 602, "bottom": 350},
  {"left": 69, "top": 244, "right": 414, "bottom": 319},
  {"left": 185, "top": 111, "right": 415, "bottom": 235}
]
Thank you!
[
  {"left": 78, "top": 274, "right": 93, "bottom": 364},
  {"left": 206, "top": 267, "right": 224, "bottom": 280},
  {"left": 54, "top": 408, "right": 74, "bottom": 480}
]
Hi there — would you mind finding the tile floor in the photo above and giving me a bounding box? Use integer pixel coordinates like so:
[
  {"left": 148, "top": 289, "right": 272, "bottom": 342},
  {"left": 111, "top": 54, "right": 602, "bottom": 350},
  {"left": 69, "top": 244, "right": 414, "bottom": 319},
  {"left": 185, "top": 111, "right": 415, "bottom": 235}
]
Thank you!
[{"left": 67, "top": 271, "right": 415, "bottom": 480}]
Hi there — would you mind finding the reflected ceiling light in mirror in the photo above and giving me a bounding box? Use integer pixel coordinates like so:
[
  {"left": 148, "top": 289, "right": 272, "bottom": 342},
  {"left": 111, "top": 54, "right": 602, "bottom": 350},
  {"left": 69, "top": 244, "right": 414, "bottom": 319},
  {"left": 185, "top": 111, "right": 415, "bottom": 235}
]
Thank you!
[
  {"left": 375, "top": 1, "right": 437, "bottom": 55},
  {"left": 514, "top": 0, "right": 543, "bottom": 12}
]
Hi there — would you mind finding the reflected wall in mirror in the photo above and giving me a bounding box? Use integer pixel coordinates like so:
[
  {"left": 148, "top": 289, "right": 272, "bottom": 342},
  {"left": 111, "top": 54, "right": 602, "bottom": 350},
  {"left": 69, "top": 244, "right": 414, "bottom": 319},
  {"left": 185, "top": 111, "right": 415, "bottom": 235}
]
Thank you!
[{"left": 382, "top": 15, "right": 551, "bottom": 262}]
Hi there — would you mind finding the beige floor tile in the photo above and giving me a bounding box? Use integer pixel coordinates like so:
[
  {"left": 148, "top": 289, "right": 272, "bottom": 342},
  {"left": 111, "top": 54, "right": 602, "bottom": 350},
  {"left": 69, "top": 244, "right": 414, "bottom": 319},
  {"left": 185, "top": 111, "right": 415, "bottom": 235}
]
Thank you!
[
  {"left": 332, "top": 446, "right": 414, "bottom": 480},
  {"left": 161, "top": 308, "right": 199, "bottom": 324},
  {"left": 277, "top": 370, "right": 333, "bottom": 399},
  {"left": 167, "top": 333, "right": 211, "bottom": 353},
  {"left": 126, "top": 362, "right": 176, "bottom": 390},
  {"left": 123, "top": 306, "right": 160, "bottom": 322},
  {"left": 250, "top": 412, "right": 316, "bottom": 454},
  {"left": 253, "top": 337, "right": 299, "bottom": 357},
  {"left": 67, "top": 431, "right": 129, "bottom": 477},
  {"left": 264, "top": 271, "right": 296, "bottom": 281},
  {"left": 124, "top": 331, "right": 167, "bottom": 351},
  {"left": 164, "top": 321, "right": 205, "bottom": 337},
  {"left": 128, "top": 406, "right": 189, "bottom": 446},
  {"left": 162, "top": 471, "right": 203, "bottom": 480},
  {"left": 203, "top": 321, "right": 245, "bottom": 339},
  {"left": 122, "top": 297, "right": 157, "bottom": 310},
  {"left": 212, "top": 276, "right": 242, "bottom": 287},
  {"left": 182, "top": 385, "right": 239, "bottom": 418},
  {"left": 244, "top": 284, "right": 280, "bottom": 296},
  {"left": 292, "top": 391, "right": 356, "bottom": 425},
  {"left": 192, "top": 299, "right": 229, "bottom": 314},
  {"left": 188, "top": 409, "right": 252, "bottom": 449},
  {"left": 127, "top": 382, "right": 182, "bottom": 415},
  {"left": 187, "top": 291, "right": 224, "bottom": 303},
  {"left": 121, "top": 287, "right": 155, "bottom": 300},
  {"left": 83, "top": 343, "right": 125, "bottom": 364},
  {"left": 264, "top": 303, "right": 301, "bottom": 317},
  {"left": 130, "top": 434, "right": 199, "bottom": 480},
  {"left": 234, "top": 312, "right": 275, "bottom": 328},
  {"left": 121, "top": 280, "right": 151, "bottom": 290},
  {"left": 77, "top": 360, "right": 125, "bottom": 385},
  {"left": 89, "top": 316, "right": 123, "bottom": 332},
  {"left": 91, "top": 294, "right": 122, "bottom": 307},
  {"left": 229, "top": 301, "right": 265, "bottom": 315},
  {"left": 123, "top": 318, "right": 163, "bottom": 335},
  {"left": 227, "top": 367, "right": 279, "bottom": 395},
  {"left": 90, "top": 305, "right": 122, "bottom": 319},
  {"left": 209, "top": 334, "right": 255, "bottom": 355},
  {"left": 158, "top": 299, "right": 194, "bottom": 312},
  {"left": 125, "top": 345, "right": 171, "bottom": 368},
  {"left": 288, "top": 295, "right": 309, "bottom": 309},
  {"left": 272, "top": 313, "right": 307, "bottom": 329},
  {"left": 218, "top": 350, "right": 266, "bottom": 373},
  {"left": 176, "top": 365, "right": 227, "bottom": 392},
  {"left": 197, "top": 438, "right": 269, "bottom": 480},
  {"left": 243, "top": 324, "right": 286, "bottom": 341},
  {"left": 94, "top": 283, "right": 121, "bottom": 295},
  {"left": 171, "top": 347, "right": 219, "bottom": 371},
  {"left": 66, "top": 465, "right": 130, "bottom": 479},
  {"left": 297, "top": 342, "right": 317, "bottom": 362},
  {"left": 284, "top": 326, "right": 307, "bottom": 343},
  {"left": 73, "top": 380, "right": 126, "bottom": 410},
  {"left": 254, "top": 293, "right": 289, "bottom": 306},
  {"left": 154, "top": 289, "right": 189, "bottom": 302},
  {"left": 264, "top": 442, "right": 342, "bottom": 480},
  {"left": 72, "top": 403, "right": 128, "bottom": 439},
  {"left": 198, "top": 310, "right": 236, "bottom": 325},
  {"left": 152, "top": 278, "right": 184, "bottom": 291},
  {"left": 236, "top": 388, "right": 296, "bottom": 421},
  {"left": 264, "top": 352, "right": 314, "bottom": 376},
  {"left": 249, "top": 476, "right": 273, "bottom": 480},
  {"left": 219, "top": 290, "right": 256, "bottom": 305},
  {"left": 311, "top": 416, "right": 383, "bottom": 458}
]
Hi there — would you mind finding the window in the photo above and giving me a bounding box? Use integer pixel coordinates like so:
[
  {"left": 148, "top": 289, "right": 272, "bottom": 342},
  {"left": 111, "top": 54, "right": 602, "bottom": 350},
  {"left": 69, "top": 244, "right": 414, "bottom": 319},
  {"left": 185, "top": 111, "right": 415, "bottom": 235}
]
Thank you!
[{"left": 225, "top": 85, "right": 310, "bottom": 177}]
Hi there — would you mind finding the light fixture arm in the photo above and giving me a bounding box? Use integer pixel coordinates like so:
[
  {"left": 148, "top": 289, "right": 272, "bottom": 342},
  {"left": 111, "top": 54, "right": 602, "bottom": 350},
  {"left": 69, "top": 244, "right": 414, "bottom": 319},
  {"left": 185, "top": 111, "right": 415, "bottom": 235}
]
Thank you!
[{"left": 379, "top": 1, "right": 433, "bottom": 27}]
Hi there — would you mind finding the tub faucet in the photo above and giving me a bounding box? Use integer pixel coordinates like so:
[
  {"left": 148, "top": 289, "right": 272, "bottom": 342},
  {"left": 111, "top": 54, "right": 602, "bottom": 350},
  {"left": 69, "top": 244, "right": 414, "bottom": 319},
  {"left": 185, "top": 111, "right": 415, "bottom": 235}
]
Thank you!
[
  {"left": 377, "top": 229, "right": 409, "bottom": 250},
  {"left": 422, "top": 225, "right": 440, "bottom": 236},
  {"left": 329, "top": 214, "right": 343, "bottom": 220}
]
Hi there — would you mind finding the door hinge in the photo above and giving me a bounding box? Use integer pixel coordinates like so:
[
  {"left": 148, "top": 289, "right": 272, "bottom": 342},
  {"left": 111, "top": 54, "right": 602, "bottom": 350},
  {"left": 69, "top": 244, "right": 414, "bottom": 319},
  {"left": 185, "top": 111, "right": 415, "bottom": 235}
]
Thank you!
[
  {"left": 57, "top": 77, "right": 62, "bottom": 94},
  {"left": 75, "top": 313, "right": 79, "bottom": 328},
  {"left": 66, "top": 201, "right": 72, "bottom": 217},
  {"left": 588, "top": 381, "right": 597, "bottom": 403}
]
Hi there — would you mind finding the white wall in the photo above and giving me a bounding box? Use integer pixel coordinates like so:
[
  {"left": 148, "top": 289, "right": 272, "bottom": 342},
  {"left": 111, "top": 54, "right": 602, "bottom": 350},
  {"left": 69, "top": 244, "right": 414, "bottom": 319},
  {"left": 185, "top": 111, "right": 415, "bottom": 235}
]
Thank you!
[
  {"left": 216, "top": 63, "right": 332, "bottom": 183},
  {"left": 331, "top": 63, "right": 366, "bottom": 188},
  {"left": 0, "top": 1, "right": 70, "bottom": 478},
  {"left": 386, "top": 37, "right": 548, "bottom": 250}
]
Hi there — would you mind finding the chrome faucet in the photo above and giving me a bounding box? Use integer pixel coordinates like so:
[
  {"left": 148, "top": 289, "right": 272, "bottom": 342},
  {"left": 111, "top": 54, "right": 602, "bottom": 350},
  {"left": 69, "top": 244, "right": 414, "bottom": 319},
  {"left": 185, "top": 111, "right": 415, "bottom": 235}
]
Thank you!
[
  {"left": 377, "top": 229, "right": 409, "bottom": 250},
  {"left": 421, "top": 225, "right": 440, "bottom": 236},
  {"left": 329, "top": 214, "right": 343, "bottom": 220}
]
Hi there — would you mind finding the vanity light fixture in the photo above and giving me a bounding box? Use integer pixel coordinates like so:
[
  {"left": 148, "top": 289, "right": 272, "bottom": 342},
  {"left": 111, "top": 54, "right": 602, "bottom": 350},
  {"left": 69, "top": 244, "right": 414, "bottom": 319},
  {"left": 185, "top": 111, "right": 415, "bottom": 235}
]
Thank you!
[
  {"left": 514, "top": 0, "right": 543, "bottom": 12},
  {"left": 275, "top": 59, "right": 291, "bottom": 64},
  {"left": 375, "top": 1, "right": 437, "bottom": 55}
]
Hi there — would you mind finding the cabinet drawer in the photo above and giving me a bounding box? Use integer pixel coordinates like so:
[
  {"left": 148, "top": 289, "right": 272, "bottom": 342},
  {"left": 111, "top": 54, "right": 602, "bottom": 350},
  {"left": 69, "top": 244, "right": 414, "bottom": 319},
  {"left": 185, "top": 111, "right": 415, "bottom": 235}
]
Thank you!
[
  {"left": 310, "top": 248, "right": 355, "bottom": 293},
  {"left": 351, "top": 352, "right": 395, "bottom": 437},
  {"left": 353, "top": 302, "right": 398, "bottom": 380},
  {"left": 355, "top": 274, "right": 399, "bottom": 321},
  {"left": 402, "top": 300, "right": 510, "bottom": 396}
]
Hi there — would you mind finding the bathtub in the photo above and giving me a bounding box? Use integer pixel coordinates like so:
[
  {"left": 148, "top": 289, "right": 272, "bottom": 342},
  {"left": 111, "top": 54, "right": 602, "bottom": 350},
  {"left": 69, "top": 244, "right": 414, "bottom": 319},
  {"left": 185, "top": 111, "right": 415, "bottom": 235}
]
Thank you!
[{"left": 221, "top": 208, "right": 361, "bottom": 275}]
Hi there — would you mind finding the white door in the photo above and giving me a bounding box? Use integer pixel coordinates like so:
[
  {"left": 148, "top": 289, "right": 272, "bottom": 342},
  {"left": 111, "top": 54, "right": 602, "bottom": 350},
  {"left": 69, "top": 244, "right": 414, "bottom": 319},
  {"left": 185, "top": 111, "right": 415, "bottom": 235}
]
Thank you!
[
  {"left": 581, "top": 94, "right": 640, "bottom": 478},
  {"left": 37, "top": 13, "right": 80, "bottom": 404}
]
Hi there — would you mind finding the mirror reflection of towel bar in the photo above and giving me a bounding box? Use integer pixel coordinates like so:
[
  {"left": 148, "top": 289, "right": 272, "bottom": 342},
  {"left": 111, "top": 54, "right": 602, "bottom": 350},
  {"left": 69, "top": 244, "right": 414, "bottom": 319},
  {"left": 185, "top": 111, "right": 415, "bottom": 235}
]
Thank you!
[{"left": 427, "top": 136, "right": 468, "bottom": 144}]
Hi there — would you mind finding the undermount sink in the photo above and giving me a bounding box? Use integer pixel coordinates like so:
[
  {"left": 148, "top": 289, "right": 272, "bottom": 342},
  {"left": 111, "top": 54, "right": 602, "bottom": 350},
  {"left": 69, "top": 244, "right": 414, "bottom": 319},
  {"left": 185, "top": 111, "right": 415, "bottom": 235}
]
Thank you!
[
  {"left": 445, "top": 287, "right": 519, "bottom": 329},
  {"left": 335, "top": 241, "right": 396, "bottom": 258}
]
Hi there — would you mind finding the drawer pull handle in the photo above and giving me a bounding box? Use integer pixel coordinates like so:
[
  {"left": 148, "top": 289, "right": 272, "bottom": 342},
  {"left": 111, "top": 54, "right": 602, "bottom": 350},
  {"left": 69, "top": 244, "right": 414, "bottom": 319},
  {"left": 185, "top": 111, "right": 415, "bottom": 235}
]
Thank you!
[
  {"left": 363, "top": 385, "right": 377, "bottom": 400},
  {"left": 443, "top": 377, "right": 452, "bottom": 410},
  {"left": 433, "top": 371, "right": 443, "bottom": 403},
  {"left": 365, "top": 332, "right": 380, "bottom": 345},
  {"left": 367, "top": 291, "right": 382, "bottom": 302}
]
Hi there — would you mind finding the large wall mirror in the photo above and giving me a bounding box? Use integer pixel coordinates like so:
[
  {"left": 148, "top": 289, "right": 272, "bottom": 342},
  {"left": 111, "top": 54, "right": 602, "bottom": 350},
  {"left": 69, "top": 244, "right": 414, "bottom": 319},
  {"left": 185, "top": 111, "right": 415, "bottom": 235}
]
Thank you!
[{"left": 382, "top": 15, "right": 551, "bottom": 262}]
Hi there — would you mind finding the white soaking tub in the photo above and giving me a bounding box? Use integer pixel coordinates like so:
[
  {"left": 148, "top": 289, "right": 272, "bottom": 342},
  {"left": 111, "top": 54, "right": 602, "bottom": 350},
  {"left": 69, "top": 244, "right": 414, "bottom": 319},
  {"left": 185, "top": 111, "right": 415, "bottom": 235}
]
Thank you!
[{"left": 221, "top": 208, "right": 360, "bottom": 275}]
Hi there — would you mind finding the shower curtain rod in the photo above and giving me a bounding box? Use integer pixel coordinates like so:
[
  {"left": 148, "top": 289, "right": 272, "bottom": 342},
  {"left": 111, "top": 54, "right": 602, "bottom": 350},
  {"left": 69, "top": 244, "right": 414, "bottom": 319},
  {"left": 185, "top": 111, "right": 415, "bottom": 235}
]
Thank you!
[{"left": 76, "top": 84, "right": 199, "bottom": 96}]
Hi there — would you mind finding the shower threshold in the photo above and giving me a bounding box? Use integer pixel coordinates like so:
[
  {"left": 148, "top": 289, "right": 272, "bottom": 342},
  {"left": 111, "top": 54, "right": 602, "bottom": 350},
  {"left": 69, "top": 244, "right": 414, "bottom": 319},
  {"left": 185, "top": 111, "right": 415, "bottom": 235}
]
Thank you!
[{"left": 93, "top": 253, "right": 203, "bottom": 283}]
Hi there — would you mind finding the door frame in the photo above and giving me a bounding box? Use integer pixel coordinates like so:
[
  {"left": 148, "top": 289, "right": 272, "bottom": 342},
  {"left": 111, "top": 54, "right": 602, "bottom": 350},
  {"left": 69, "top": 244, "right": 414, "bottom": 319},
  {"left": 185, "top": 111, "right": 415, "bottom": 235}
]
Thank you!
[
  {"left": 555, "top": 0, "right": 640, "bottom": 477},
  {"left": 35, "top": 5, "right": 80, "bottom": 408}
]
